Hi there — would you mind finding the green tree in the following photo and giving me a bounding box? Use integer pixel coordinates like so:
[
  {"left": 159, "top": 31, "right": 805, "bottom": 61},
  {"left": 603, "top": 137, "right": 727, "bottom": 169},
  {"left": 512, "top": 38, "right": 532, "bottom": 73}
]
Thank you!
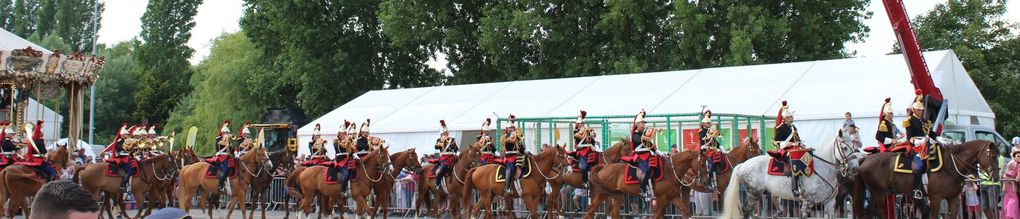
[
  {"left": 240, "top": 0, "right": 441, "bottom": 118},
  {"left": 132, "top": 0, "right": 201, "bottom": 126},
  {"left": 0, "top": 0, "right": 13, "bottom": 29},
  {"left": 33, "top": 0, "right": 54, "bottom": 37},
  {"left": 11, "top": 0, "right": 40, "bottom": 37},
  {"left": 165, "top": 32, "right": 262, "bottom": 155},
  {"left": 55, "top": 0, "right": 103, "bottom": 52},
  {"left": 93, "top": 40, "right": 139, "bottom": 144},
  {"left": 910, "top": 0, "right": 1020, "bottom": 137}
]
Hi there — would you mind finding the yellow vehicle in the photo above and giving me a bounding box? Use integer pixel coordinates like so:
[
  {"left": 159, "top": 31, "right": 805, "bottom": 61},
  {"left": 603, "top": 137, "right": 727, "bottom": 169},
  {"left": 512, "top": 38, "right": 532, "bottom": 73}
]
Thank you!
[{"left": 249, "top": 123, "right": 298, "bottom": 153}]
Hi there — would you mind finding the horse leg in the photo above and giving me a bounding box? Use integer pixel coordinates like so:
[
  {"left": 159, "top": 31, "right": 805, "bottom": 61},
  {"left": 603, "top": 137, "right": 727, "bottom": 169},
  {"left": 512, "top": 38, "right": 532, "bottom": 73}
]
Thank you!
[
  {"left": 582, "top": 192, "right": 604, "bottom": 219},
  {"left": 133, "top": 191, "right": 148, "bottom": 219},
  {"left": 354, "top": 195, "right": 369, "bottom": 218},
  {"left": 299, "top": 191, "right": 315, "bottom": 218},
  {"left": 523, "top": 193, "right": 540, "bottom": 219},
  {"left": 609, "top": 194, "right": 624, "bottom": 219},
  {"left": 471, "top": 192, "right": 491, "bottom": 219},
  {"left": 651, "top": 193, "right": 667, "bottom": 219},
  {"left": 928, "top": 196, "right": 945, "bottom": 219}
]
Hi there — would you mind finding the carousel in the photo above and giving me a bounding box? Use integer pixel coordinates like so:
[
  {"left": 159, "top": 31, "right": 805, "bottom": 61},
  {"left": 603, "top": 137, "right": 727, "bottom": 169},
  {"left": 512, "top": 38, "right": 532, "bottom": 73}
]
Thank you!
[{"left": 0, "top": 46, "right": 104, "bottom": 151}]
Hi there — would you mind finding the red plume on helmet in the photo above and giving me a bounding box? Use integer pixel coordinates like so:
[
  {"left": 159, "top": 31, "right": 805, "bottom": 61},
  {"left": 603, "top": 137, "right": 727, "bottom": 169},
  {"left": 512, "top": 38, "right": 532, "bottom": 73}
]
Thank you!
[
  {"left": 440, "top": 120, "right": 446, "bottom": 126},
  {"left": 775, "top": 100, "right": 788, "bottom": 127},
  {"left": 879, "top": 98, "right": 891, "bottom": 121},
  {"left": 580, "top": 110, "right": 587, "bottom": 119}
]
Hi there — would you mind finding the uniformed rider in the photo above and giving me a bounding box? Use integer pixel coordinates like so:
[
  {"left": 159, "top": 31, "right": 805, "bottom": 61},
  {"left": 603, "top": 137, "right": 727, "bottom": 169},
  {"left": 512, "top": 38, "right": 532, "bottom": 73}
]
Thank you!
[
  {"left": 355, "top": 119, "right": 372, "bottom": 158},
  {"left": 905, "top": 90, "right": 936, "bottom": 199},
  {"left": 434, "top": 120, "right": 458, "bottom": 190},
  {"left": 25, "top": 121, "right": 56, "bottom": 182},
  {"left": 333, "top": 121, "right": 356, "bottom": 195},
  {"left": 210, "top": 120, "right": 234, "bottom": 192},
  {"left": 103, "top": 124, "right": 135, "bottom": 193},
  {"left": 766, "top": 101, "right": 805, "bottom": 195},
  {"left": 569, "top": 110, "right": 596, "bottom": 187},
  {"left": 478, "top": 119, "right": 497, "bottom": 165},
  {"left": 502, "top": 115, "right": 525, "bottom": 194},
  {"left": 306, "top": 123, "right": 327, "bottom": 165},
  {"left": 235, "top": 122, "right": 252, "bottom": 155},
  {"left": 875, "top": 98, "right": 903, "bottom": 152},
  {"left": 699, "top": 109, "right": 723, "bottom": 189},
  {"left": 629, "top": 110, "right": 654, "bottom": 196},
  {"left": 0, "top": 122, "right": 18, "bottom": 167}
]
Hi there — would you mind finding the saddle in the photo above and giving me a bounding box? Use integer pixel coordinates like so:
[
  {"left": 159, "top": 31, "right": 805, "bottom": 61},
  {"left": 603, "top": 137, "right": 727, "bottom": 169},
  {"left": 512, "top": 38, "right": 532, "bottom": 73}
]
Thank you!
[
  {"left": 301, "top": 157, "right": 329, "bottom": 167},
  {"left": 324, "top": 164, "right": 356, "bottom": 185},
  {"left": 620, "top": 152, "right": 659, "bottom": 167},
  {"left": 624, "top": 155, "right": 664, "bottom": 185},
  {"left": 104, "top": 156, "right": 139, "bottom": 177},
  {"left": 704, "top": 150, "right": 731, "bottom": 172},
  {"left": 569, "top": 151, "right": 601, "bottom": 173},
  {"left": 495, "top": 157, "right": 533, "bottom": 183},
  {"left": 204, "top": 159, "right": 238, "bottom": 179},
  {"left": 767, "top": 149, "right": 814, "bottom": 177},
  {"left": 893, "top": 145, "right": 943, "bottom": 174}
]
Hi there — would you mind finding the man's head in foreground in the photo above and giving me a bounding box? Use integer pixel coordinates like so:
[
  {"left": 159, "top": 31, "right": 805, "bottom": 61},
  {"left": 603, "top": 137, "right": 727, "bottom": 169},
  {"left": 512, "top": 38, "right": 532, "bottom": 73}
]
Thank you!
[{"left": 31, "top": 180, "right": 99, "bottom": 219}]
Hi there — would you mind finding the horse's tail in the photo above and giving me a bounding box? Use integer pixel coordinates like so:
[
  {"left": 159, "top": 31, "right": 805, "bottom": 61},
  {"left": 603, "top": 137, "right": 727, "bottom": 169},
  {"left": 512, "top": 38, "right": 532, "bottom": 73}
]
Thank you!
[
  {"left": 851, "top": 168, "right": 867, "bottom": 218},
  {"left": 720, "top": 165, "right": 744, "bottom": 218},
  {"left": 460, "top": 167, "right": 477, "bottom": 216},
  {"left": 72, "top": 165, "right": 85, "bottom": 183},
  {"left": 285, "top": 167, "right": 305, "bottom": 200}
]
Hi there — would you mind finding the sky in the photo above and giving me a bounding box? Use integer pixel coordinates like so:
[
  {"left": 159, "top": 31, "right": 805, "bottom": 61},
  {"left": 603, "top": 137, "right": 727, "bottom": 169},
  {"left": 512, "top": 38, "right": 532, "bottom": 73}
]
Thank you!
[{"left": 97, "top": 0, "right": 1020, "bottom": 66}]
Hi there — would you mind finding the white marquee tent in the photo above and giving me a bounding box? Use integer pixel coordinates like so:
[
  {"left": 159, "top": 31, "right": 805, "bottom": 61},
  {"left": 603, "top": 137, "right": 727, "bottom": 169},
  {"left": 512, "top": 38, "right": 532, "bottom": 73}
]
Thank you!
[{"left": 297, "top": 50, "right": 993, "bottom": 156}]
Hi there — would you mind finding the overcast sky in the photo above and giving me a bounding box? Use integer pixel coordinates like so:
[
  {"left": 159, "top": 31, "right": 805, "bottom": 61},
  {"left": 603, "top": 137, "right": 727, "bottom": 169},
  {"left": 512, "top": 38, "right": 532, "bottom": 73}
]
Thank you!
[{"left": 97, "top": 0, "right": 1019, "bottom": 67}]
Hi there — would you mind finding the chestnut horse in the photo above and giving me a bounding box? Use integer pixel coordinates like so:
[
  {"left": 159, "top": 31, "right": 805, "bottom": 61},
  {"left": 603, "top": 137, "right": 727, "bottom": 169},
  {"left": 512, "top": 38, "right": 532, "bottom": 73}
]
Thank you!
[
  {"left": 246, "top": 150, "right": 293, "bottom": 219},
  {"left": 673, "top": 137, "right": 761, "bottom": 217},
  {"left": 416, "top": 142, "right": 484, "bottom": 218},
  {"left": 292, "top": 146, "right": 390, "bottom": 219},
  {"left": 547, "top": 139, "right": 630, "bottom": 217},
  {"left": 582, "top": 150, "right": 701, "bottom": 219},
  {"left": 0, "top": 144, "right": 69, "bottom": 218},
  {"left": 167, "top": 146, "right": 202, "bottom": 208},
  {"left": 852, "top": 140, "right": 999, "bottom": 219},
  {"left": 462, "top": 144, "right": 568, "bottom": 219},
  {"left": 76, "top": 154, "right": 176, "bottom": 219},
  {"left": 177, "top": 146, "right": 270, "bottom": 219},
  {"left": 370, "top": 148, "right": 422, "bottom": 219}
]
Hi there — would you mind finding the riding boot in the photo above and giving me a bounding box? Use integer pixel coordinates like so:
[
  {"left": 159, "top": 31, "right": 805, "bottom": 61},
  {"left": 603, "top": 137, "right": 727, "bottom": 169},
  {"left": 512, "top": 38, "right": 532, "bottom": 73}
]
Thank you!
[
  {"left": 217, "top": 171, "right": 227, "bottom": 192},
  {"left": 913, "top": 170, "right": 924, "bottom": 200},
  {"left": 434, "top": 165, "right": 445, "bottom": 190},
  {"left": 641, "top": 174, "right": 652, "bottom": 197},
  {"left": 792, "top": 175, "right": 801, "bottom": 197},
  {"left": 504, "top": 166, "right": 515, "bottom": 194},
  {"left": 581, "top": 171, "right": 589, "bottom": 188},
  {"left": 120, "top": 174, "right": 131, "bottom": 193}
]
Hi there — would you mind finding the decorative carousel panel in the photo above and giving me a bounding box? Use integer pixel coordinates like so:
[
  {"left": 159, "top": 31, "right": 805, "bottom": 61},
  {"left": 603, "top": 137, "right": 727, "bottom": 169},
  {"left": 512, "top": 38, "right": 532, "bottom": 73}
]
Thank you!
[{"left": 0, "top": 47, "right": 104, "bottom": 86}]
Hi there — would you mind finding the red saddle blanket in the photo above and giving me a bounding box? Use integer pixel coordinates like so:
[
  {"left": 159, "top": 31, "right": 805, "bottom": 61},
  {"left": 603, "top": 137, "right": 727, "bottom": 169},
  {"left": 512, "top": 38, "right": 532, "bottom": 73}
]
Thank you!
[
  {"left": 104, "top": 163, "right": 140, "bottom": 177},
  {"left": 324, "top": 165, "right": 355, "bottom": 185},
  {"left": 569, "top": 151, "right": 601, "bottom": 173},
  {"left": 624, "top": 155, "right": 664, "bottom": 185},
  {"left": 766, "top": 149, "right": 814, "bottom": 176},
  {"left": 204, "top": 160, "right": 238, "bottom": 179}
]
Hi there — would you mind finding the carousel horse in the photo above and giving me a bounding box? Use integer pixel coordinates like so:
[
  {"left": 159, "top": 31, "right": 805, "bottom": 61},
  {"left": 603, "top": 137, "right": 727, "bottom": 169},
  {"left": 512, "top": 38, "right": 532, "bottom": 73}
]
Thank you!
[
  {"left": 852, "top": 140, "right": 999, "bottom": 219},
  {"left": 462, "top": 144, "right": 567, "bottom": 219}
]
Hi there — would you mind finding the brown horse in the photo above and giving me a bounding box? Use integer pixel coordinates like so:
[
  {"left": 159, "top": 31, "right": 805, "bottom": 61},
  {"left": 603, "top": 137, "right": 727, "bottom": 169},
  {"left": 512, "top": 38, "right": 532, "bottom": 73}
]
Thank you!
[
  {"left": 0, "top": 143, "right": 70, "bottom": 218},
  {"left": 670, "top": 137, "right": 762, "bottom": 217},
  {"left": 547, "top": 139, "right": 630, "bottom": 217},
  {"left": 292, "top": 146, "right": 390, "bottom": 219},
  {"left": 166, "top": 146, "right": 202, "bottom": 208},
  {"left": 246, "top": 150, "right": 294, "bottom": 219},
  {"left": 75, "top": 154, "right": 175, "bottom": 219},
  {"left": 462, "top": 144, "right": 567, "bottom": 219},
  {"left": 177, "top": 146, "right": 270, "bottom": 219},
  {"left": 370, "top": 148, "right": 422, "bottom": 219},
  {"left": 416, "top": 142, "right": 485, "bottom": 218},
  {"left": 852, "top": 140, "right": 999, "bottom": 219},
  {"left": 583, "top": 150, "right": 701, "bottom": 219}
]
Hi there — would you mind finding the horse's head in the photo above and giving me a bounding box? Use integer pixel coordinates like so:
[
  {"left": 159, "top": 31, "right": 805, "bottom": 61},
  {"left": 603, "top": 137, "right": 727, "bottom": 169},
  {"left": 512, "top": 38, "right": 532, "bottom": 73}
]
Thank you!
[
  {"left": 151, "top": 154, "right": 179, "bottom": 176},
  {"left": 269, "top": 150, "right": 296, "bottom": 173},
  {"left": 242, "top": 146, "right": 271, "bottom": 171},
  {"left": 539, "top": 144, "right": 568, "bottom": 171},
  {"left": 393, "top": 148, "right": 421, "bottom": 172},
  {"left": 458, "top": 142, "right": 483, "bottom": 168},
  {"left": 47, "top": 143, "right": 70, "bottom": 170},
  {"left": 967, "top": 140, "right": 1000, "bottom": 177}
]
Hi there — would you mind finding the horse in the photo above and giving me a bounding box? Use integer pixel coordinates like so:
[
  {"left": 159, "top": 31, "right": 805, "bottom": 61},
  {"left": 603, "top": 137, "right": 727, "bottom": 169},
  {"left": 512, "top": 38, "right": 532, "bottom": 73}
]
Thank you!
[
  {"left": 0, "top": 143, "right": 70, "bottom": 218},
  {"left": 246, "top": 150, "right": 293, "bottom": 219},
  {"left": 462, "top": 144, "right": 567, "bottom": 219},
  {"left": 547, "top": 138, "right": 630, "bottom": 218},
  {"left": 581, "top": 149, "right": 701, "bottom": 219},
  {"left": 77, "top": 154, "right": 176, "bottom": 219},
  {"left": 177, "top": 146, "right": 271, "bottom": 219},
  {"left": 416, "top": 141, "right": 485, "bottom": 218},
  {"left": 370, "top": 148, "right": 422, "bottom": 219},
  {"left": 167, "top": 146, "right": 202, "bottom": 207},
  {"left": 852, "top": 140, "right": 999, "bottom": 219},
  {"left": 292, "top": 146, "right": 390, "bottom": 219},
  {"left": 720, "top": 135, "right": 858, "bottom": 219},
  {"left": 664, "top": 136, "right": 761, "bottom": 217}
]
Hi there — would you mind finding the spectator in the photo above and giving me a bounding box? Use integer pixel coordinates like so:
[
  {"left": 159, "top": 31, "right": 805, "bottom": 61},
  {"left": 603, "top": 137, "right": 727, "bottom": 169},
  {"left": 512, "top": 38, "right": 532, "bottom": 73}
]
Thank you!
[
  {"left": 980, "top": 154, "right": 1004, "bottom": 219},
  {"left": 965, "top": 181, "right": 980, "bottom": 219},
  {"left": 145, "top": 207, "right": 190, "bottom": 219},
  {"left": 573, "top": 187, "right": 588, "bottom": 210},
  {"left": 841, "top": 112, "right": 855, "bottom": 132},
  {"left": 693, "top": 190, "right": 713, "bottom": 215},
  {"left": 30, "top": 180, "right": 99, "bottom": 219},
  {"left": 1002, "top": 150, "right": 1020, "bottom": 219}
]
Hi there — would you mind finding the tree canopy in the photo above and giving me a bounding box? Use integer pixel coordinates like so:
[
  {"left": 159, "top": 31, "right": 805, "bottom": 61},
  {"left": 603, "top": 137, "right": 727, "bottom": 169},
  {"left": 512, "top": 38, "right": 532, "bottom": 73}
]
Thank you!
[{"left": 132, "top": 0, "right": 201, "bottom": 126}]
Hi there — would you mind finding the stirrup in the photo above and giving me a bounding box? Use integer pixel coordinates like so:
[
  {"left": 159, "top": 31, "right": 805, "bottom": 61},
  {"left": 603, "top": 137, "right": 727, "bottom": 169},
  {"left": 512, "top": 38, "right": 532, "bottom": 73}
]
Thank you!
[{"left": 913, "top": 190, "right": 923, "bottom": 199}]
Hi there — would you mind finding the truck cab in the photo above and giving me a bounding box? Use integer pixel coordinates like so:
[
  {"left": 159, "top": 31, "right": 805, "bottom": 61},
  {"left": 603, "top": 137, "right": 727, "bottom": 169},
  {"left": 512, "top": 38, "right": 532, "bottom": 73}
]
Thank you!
[{"left": 941, "top": 124, "right": 1012, "bottom": 157}]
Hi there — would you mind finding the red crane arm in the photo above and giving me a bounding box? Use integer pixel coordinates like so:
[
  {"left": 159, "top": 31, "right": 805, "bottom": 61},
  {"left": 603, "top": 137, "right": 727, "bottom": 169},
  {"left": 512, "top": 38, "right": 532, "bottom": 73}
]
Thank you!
[{"left": 881, "top": 0, "right": 944, "bottom": 101}]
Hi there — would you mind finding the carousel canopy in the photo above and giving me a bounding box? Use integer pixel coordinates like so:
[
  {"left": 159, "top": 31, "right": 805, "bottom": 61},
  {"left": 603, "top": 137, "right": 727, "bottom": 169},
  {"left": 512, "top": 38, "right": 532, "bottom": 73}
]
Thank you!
[
  {"left": 298, "top": 50, "right": 993, "bottom": 153},
  {"left": 0, "top": 29, "right": 64, "bottom": 145}
]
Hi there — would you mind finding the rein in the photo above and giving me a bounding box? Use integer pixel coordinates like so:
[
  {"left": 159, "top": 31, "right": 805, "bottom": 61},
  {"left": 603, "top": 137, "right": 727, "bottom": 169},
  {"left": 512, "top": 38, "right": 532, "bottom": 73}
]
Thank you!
[
  {"left": 667, "top": 154, "right": 695, "bottom": 187},
  {"left": 947, "top": 145, "right": 984, "bottom": 181},
  {"left": 533, "top": 153, "right": 563, "bottom": 180},
  {"left": 360, "top": 156, "right": 387, "bottom": 183}
]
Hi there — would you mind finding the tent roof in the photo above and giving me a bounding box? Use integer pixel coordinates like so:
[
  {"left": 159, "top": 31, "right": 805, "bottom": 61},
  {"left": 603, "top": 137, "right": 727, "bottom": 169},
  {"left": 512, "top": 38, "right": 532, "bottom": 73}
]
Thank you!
[
  {"left": 300, "top": 50, "right": 992, "bottom": 135},
  {"left": 0, "top": 29, "right": 52, "bottom": 53}
]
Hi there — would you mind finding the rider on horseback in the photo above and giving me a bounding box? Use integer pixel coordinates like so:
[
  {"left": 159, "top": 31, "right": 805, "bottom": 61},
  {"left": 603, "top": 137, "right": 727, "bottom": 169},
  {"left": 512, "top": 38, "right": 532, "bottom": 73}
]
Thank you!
[
  {"left": 210, "top": 120, "right": 235, "bottom": 192},
  {"left": 0, "top": 122, "right": 18, "bottom": 167},
  {"left": 766, "top": 101, "right": 805, "bottom": 196},
  {"left": 629, "top": 110, "right": 654, "bottom": 197},
  {"left": 434, "top": 120, "right": 458, "bottom": 190},
  {"left": 305, "top": 123, "right": 327, "bottom": 166},
  {"left": 478, "top": 119, "right": 497, "bottom": 165},
  {"left": 24, "top": 121, "right": 56, "bottom": 182},
  {"left": 146, "top": 125, "right": 162, "bottom": 156},
  {"left": 355, "top": 119, "right": 372, "bottom": 158},
  {"left": 104, "top": 124, "right": 136, "bottom": 193},
  {"left": 568, "top": 110, "right": 597, "bottom": 188},
  {"left": 502, "top": 114, "right": 525, "bottom": 194},
  {"left": 699, "top": 109, "right": 723, "bottom": 190},
  {"left": 235, "top": 122, "right": 252, "bottom": 155},
  {"left": 875, "top": 98, "right": 904, "bottom": 152},
  {"left": 333, "top": 121, "right": 355, "bottom": 194},
  {"left": 905, "top": 90, "right": 936, "bottom": 199}
]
